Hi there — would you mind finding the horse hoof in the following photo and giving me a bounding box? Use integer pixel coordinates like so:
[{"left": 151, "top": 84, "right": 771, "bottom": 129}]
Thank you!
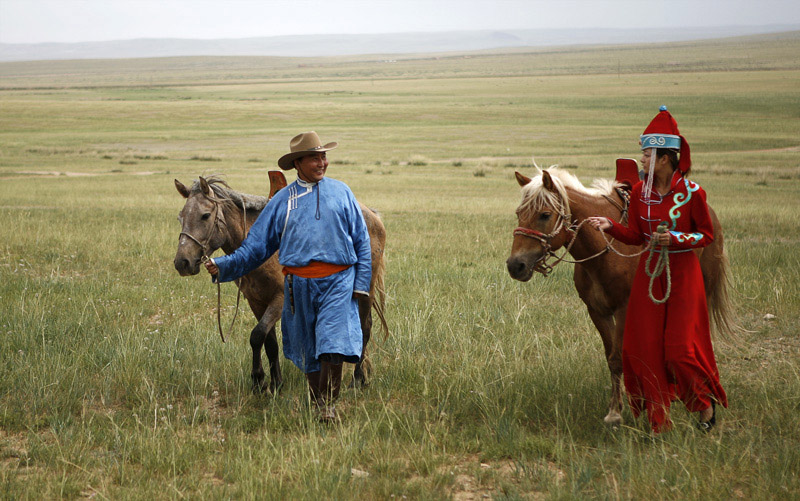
[
  {"left": 603, "top": 413, "right": 623, "bottom": 426},
  {"left": 348, "top": 376, "right": 368, "bottom": 390},
  {"left": 269, "top": 379, "right": 284, "bottom": 395}
]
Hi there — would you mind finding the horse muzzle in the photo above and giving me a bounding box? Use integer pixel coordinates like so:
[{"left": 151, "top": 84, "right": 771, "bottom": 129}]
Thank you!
[
  {"left": 174, "top": 255, "right": 202, "bottom": 276},
  {"left": 506, "top": 254, "right": 536, "bottom": 282}
]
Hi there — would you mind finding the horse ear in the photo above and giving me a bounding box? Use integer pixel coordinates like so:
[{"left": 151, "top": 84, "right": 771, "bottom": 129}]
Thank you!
[
  {"left": 174, "top": 179, "right": 190, "bottom": 198},
  {"left": 199, "top": 177, "right": 212, "bottom": 197},
  {"left": 542, "top": 170, "right": 556, "bottom": 192},
  {"left": 515, "top": 171, "right": 531, "bottom": 187}
]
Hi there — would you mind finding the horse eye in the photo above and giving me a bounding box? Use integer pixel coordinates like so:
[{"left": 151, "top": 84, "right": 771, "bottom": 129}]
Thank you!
[
  {"left": 201, "top": 212, "right": 211, "bottom": 221},
  {"left": 539, "top": 212, "right": 552, "bottom": 221}
]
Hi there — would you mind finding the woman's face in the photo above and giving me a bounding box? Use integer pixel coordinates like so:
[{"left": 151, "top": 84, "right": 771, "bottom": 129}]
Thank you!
[
  {"left": 640, "top": 148, "right": 671, "bottom": 176},
  {"left": 640, "top": 148, "right": 654, "bottom": 173}
]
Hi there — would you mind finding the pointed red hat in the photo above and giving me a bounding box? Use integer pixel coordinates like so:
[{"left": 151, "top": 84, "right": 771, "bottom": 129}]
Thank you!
[{"left": 640, "top": 106, "right": 691, "bottom": 174}]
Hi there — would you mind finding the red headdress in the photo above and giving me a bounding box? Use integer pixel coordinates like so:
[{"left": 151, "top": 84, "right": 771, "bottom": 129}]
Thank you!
[{"left": 640, "top": 105, "right": 691, "bottom": 174}]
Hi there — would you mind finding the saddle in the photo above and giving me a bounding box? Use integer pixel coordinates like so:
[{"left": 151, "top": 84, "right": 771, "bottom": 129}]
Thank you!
[
  {"left": 268, "top": 170, "right": 288, "bottom": 199},
  {"left": 615, "top": 158, "right": 641, "bottom": 191},
  {"left": 611, "top": 158, "right": 640, "bottom": 223}
]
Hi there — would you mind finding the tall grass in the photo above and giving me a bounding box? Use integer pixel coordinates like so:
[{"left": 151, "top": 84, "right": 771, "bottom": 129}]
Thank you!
[{"left": 1, "top": 35, "right": 799, "bottom": 498}]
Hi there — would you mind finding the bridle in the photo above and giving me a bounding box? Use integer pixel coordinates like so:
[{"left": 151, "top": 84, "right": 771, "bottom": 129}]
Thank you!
[
  {"left": 179, "top": 197, "right": 225, "bottom": 263},
  {"left": 513, "top": 206, "right": 579, "bottom": 277},
  {"left": 513, "top": 187, "right": 631, "bottom": 277}
]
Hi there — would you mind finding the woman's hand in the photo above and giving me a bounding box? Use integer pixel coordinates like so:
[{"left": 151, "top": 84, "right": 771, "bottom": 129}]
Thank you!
[
  {"left": 204, "top": 259, "right": 219, "bottom": 276},
  {"left": 654, "top": 231, "right": 671, "bottom": 247},
  {"left": 587, "top": 216, "right": 612, "bottom": 232}
]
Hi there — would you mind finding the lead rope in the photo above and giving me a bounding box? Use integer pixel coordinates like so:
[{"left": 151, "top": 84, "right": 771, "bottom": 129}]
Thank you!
[
  {"left": 214, "top": 203, "right": 248, "bottom": 343},
  {"left": 203, "top": 201, "right": 248, "bottom": 344}
]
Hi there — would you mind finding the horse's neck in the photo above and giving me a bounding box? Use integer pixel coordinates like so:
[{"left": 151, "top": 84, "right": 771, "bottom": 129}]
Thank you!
[
  {"left": 220, "top": 202, "right": 262, "bottom": 255},
  {"left": 566, "top": 189, "right": 615, "bottom": 259}
]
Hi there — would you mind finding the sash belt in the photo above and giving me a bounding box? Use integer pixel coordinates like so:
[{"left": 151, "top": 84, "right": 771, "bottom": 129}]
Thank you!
[{"left": 282, "top": 261, "right": 351, "bottom": 278}]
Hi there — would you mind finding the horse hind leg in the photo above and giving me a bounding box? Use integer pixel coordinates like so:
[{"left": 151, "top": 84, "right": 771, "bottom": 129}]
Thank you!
[
  {"left": 250, "top": 304, "right": 283, "bottom": 394},
  {"left": 249, "top": 323, "right": 268, "bottom": 393},
  {"left": 351, "top": 295, "right": 373, "bottom": 388},
  {"left": 264, "top": 325, "right": 283, "bottom": 394}
]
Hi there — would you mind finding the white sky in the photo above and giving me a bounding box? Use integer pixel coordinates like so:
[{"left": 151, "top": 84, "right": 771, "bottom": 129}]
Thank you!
[{"left": 1, "top": 0, "right": 799, "bottom": 44}]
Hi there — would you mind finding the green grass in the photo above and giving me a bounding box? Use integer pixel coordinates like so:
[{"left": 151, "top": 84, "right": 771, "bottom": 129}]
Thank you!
[{"left": 1, "top": 33, "right": 800, "bottom": 499}]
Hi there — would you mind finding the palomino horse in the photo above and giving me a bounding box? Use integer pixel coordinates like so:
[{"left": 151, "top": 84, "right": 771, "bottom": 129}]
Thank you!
[
  {"left": 174, "top": 175, "right": 387, "bottom": 393},
  {"left": 506, "top": 168, "right": 732, "bottom": 425}
]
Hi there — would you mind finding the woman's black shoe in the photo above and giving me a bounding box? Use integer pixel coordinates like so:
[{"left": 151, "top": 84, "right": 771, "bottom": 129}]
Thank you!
[{"left": 696, "top": 401, "right": 716, "bottom": 432}]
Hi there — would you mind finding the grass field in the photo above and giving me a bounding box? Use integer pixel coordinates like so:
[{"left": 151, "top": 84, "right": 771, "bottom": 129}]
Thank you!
[{"left": 1, "top": 32, "right": 800, "bottom": 499}]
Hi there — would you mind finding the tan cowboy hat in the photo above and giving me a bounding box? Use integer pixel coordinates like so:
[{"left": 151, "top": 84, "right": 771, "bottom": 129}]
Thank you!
[{"left": 277, "top": 131, "right": 338, "bottom": 170}]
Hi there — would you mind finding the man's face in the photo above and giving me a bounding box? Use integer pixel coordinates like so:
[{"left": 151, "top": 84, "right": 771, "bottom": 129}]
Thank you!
[{"left": 295, "top": 152, "right": 328, "bottom": 183}]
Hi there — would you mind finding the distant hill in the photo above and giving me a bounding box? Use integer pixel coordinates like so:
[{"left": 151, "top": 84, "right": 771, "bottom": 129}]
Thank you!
[{"left": 1, "top": 25, "right": 798, "bottom": 62}]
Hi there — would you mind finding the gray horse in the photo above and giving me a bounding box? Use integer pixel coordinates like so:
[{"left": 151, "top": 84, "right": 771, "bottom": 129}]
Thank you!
[{"left": 174, "top": 175, "right": 387, "bottom": 393}]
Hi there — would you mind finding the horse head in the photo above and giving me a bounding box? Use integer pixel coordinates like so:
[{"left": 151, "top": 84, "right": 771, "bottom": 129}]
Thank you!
[
  {"left": 173, "top": 176, "right": 229, "bottom": 276},
  {"left": 506, "top": 170, "right": 574, "bottom": 281}
]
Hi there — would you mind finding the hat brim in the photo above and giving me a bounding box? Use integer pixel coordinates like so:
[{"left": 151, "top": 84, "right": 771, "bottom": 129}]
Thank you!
[{"left": 277, "top": 142, "right": 338, "bottom": 170}]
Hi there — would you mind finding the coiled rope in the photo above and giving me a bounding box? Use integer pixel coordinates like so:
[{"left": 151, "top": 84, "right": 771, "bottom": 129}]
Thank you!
[{"left": 645, "top": 222, "right": 671, "bottom": 304}]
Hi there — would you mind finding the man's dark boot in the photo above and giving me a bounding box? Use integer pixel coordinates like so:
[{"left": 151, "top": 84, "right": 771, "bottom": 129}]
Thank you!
[
  {"left": 318, "top": 360, "right": 344, "bottom": 423},
  {"left": 306, "top": 371, "right": 321, "bottom": 404}
]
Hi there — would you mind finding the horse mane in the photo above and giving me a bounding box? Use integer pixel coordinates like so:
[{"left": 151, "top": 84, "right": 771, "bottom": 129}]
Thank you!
[
  {"left": 188, "top": 175, "right": 268, "bottom": 211},
  {"left": 517, "top": 166, "right": 620, "bottom": 220}
]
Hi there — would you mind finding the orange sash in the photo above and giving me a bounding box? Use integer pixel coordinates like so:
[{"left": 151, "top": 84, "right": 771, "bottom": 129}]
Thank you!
[{"left": 282, "top": 261, "right": 350, "bottom": 278}]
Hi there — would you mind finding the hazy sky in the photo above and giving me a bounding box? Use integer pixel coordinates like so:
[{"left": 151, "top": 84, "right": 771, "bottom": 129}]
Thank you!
[{"left": 1, "top": 0, "right": 799, "bottom": 44}]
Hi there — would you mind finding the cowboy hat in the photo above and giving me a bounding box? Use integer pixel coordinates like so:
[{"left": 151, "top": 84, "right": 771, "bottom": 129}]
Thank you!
[{"left": 277, "top": 131, "right": 338, "bottom": 170}]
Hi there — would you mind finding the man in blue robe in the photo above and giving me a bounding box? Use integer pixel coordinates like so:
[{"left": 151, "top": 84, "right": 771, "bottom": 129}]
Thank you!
[{"left": 205, "top": 132, "right": 371, "bottom": 421}]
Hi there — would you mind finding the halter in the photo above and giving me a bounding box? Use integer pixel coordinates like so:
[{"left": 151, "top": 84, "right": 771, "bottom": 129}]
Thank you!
[
  {"left": 178, "top": 196, "right": 224, "bottom": 263},
  {"left": 513, "top": 207, "right": 574, "bottom": 277},
  {"left": 513, "top": 186, "right": 632, "bottom": 277}
]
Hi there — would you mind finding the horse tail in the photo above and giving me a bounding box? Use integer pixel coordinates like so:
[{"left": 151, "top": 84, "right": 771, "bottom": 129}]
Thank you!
[
  {"left": 706, "top": 246, "right": 738, "bottom": 340},
  {"left": 703, "top": 207, "right": 740, "bottom": 342},
  {"left": 362, "top": 204, "right": 389, "bottom": 339},
  {"left": 371, "top": 251, "right": 390, "bottom": 339}
]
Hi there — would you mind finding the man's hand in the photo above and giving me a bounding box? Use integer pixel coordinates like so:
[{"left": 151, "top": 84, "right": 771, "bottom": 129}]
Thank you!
[{"left": 204, "top": 260, "right": 219, "bottom": 276}]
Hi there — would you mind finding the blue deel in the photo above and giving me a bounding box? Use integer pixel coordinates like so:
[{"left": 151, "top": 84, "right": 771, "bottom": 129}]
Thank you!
[
  {"left": 214, "top": 177, "right": 372, "bottom": 295},
  {"left": 282, "top": 266, "right": 363, "bottom": 372}
]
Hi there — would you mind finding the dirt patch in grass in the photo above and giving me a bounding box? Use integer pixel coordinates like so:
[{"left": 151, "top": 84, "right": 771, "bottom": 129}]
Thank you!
[{"left": 433, "top": 454, "right": 557, "bottom": 500}]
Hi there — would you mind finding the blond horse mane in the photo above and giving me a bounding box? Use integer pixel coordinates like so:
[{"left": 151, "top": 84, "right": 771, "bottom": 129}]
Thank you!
[{"left": 517, "top": 166, "right": 620, "bottom": 222}]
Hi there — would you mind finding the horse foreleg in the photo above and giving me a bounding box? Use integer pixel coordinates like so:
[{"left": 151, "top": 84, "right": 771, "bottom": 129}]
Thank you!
[
  {"left": 608, "top": 309, "right": 626, "bottom": 425},
  {"left": 351, "top": 295, "right": 373, "bottom": 388},
  {"left": 586, "top": 306, "right": 624, "bottom": 426}
]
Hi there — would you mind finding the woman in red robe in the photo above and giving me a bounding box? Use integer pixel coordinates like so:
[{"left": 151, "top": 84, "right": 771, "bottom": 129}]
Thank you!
[{"left": 588, "top": 106, "right": 727, "bottom": 433}]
